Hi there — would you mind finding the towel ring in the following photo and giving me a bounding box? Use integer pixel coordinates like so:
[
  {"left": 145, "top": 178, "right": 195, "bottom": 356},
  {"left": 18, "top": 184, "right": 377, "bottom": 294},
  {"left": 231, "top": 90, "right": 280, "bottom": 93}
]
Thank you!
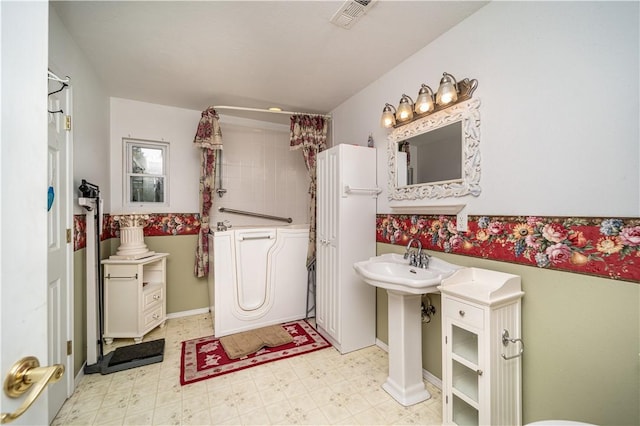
[{"left": 501, "top": 329, "right": 524, "bottom": 360}]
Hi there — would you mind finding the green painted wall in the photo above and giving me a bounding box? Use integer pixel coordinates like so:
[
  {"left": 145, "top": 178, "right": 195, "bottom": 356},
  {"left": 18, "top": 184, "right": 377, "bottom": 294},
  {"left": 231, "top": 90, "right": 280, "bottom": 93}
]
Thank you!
[
  {"left": 143, "top": 235, "right": 209, "bottom": 314},
  {"left": 73, "top": 234, "right": 208, "bottom": 376},
  {"left": 376, "top": 242, "right": 640, "bottom": 425}
]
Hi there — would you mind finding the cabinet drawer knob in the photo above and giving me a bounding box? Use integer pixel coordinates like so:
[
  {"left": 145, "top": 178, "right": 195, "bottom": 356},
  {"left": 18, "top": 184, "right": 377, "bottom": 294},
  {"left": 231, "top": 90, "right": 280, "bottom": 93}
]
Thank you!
[
  {"left": 153, "top": 295, "right": 160, "bottom": 300},
  {"left": 459, "top": 310, "right": 465, "bottom": 317}
]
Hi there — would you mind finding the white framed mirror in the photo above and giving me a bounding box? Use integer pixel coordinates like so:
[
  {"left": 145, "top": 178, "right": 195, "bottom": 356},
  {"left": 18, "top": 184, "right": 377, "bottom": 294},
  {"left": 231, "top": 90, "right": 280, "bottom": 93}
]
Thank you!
[{"left": 387, "top": 98, "right": 481, "bottom": 200}]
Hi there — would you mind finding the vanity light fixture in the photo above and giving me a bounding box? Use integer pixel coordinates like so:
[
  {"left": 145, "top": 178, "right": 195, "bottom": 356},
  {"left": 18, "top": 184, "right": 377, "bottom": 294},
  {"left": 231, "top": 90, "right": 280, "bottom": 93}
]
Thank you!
[
  {"left": 381, "top": 72, "right": 478, "bottom": 129},
  {"left": 436, "top": 72, "right": 458, "bottom": 106},
  {"left": 395, "top": 94, "right": 414, "bottom": 122},
  {"left": 414, "top": 84, "right": 435, "bottom": 114},
  {"left": 381, "top": 103, "right": 397, "bottom": 128}
]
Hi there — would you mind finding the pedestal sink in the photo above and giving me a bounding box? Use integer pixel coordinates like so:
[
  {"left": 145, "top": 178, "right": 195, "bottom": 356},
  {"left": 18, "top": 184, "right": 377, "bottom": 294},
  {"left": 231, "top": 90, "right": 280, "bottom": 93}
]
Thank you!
[{"left": 353, "top": 252, "right": 461, "bottom": 406}]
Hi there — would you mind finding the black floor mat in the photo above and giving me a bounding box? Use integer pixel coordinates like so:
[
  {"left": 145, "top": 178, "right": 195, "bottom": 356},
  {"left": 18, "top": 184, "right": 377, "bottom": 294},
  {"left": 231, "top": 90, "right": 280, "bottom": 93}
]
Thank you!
[{"left": 108, "top": 339, "right": 165, "bottom": 366}]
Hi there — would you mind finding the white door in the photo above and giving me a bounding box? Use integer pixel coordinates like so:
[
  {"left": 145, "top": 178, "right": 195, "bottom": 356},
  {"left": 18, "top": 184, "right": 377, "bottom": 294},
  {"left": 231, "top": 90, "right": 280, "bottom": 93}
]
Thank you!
[
  {"left": 315, "top": 149, "right": 340, "bottom": 340},
  {"left": 1, "top": 2, "right": 62, "bottom": 425},
  {"left": 325, "top": 149, "right": 339, "bottom": 341},
  {"left": 47, "top": 71, "right": 74, "bottom": 419},
  {"left": 315, "top": 152, "right": 328, "bottom": 330}
]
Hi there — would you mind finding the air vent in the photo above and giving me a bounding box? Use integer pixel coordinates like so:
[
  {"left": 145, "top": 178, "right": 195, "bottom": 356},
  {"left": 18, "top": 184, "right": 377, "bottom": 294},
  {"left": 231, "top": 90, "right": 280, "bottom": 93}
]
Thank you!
[{"left": 330, "top": 0, "right": 377, "bottom": 29}]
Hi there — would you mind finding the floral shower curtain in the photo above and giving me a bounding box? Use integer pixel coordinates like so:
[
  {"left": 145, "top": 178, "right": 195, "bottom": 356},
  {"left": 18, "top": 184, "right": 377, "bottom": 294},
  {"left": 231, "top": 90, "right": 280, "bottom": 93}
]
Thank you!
[
  {"left": 193, "top": 107, "right": 223, "bottom": 277},
  {"left": 290, "top": 114, "right": 328, "bottom": 267}
]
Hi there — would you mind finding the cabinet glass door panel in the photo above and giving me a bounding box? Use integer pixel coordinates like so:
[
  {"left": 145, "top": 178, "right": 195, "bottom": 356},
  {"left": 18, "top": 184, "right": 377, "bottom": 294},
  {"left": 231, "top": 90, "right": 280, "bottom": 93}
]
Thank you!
[
  {"left": 452, "top": 360, "right": 479, "bottom": 403},
  {"left": 452, "top": 394, "right": 479, "bottom": 426},
  {"left": 451, "top": 324, "right": 478, "bottom": 365}
]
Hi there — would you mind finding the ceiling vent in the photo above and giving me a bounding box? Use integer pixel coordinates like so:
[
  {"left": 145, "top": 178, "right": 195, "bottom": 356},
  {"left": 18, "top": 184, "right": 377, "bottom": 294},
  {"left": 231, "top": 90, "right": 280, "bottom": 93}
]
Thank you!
[{"left": 330, "top": 0, "right": 377, "bottom": 29}]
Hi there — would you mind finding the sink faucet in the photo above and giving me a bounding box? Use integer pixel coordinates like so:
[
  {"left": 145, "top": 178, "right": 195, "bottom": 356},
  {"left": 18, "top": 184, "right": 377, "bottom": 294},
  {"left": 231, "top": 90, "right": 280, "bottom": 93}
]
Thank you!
[{"left": 404, "top": 238, "right": 430, "bottom": 268}]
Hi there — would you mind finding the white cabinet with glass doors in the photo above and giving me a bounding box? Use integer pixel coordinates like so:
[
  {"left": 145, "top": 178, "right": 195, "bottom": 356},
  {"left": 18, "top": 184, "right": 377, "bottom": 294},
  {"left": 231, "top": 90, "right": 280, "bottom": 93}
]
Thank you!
[{"left": 438, "top": 268, "right": 524, "bottom": 426}]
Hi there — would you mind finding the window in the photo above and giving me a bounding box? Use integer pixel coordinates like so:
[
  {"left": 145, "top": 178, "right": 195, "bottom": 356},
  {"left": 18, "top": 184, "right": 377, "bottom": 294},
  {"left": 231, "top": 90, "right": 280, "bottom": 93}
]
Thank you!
[{"left": 124, "top": 139, "right": 169, "bottom": 207}]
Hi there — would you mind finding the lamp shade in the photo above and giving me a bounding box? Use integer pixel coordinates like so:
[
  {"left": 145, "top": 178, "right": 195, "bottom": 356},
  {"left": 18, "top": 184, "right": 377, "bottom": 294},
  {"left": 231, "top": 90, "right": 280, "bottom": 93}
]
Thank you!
[
  {"left": 395, "top": 94, "right": 414, "bottom": 122},
  {"left": 436, "top": 72, "right": 458, "bottom": 106},
  {"left": 381, "top": 104, "right": 396, "bottom": 128},
  {"left": 415, "top": 84, "right": 434, "bottom": 114}
]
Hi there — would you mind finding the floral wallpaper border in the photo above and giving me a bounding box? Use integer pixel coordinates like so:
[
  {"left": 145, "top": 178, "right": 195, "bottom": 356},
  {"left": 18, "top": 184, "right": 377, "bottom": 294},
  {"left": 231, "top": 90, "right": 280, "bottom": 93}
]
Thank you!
[
  {"left": 73, "top": 213, "right": 200, "bottom": 251},
  {"left": 73, "top": 212, "right": 639, "bottom": 283},
  {"left": 377, "top": 214, "right": 639, "bottom": 283}
]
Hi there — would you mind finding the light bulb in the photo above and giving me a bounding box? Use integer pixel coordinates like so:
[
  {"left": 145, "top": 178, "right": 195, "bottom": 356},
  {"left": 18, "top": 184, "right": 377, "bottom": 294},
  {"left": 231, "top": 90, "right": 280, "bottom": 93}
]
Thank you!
[
  {"left": 436, "top": 72, "right": 459, "bottom": 106},
  {"left": 415, "top": 84, "right": 434, "bottom": 114},
  {"left": 380, "top": 104, "right": 396, "bottom": 128},
  {"left": 395, "top": 94, "right": 414, "bottom": 122}
]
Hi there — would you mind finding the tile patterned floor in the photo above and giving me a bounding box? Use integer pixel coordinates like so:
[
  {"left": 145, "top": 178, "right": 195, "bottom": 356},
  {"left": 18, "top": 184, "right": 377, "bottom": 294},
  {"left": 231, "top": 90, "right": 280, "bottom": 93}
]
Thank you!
[{"left": 53, "top": 313, "right": 442, "bottom": 425}]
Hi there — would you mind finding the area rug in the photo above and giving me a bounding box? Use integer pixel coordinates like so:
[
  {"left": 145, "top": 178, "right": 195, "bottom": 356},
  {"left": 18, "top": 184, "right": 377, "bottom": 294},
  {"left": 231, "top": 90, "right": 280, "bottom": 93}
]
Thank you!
[
  {"left": 180, "top": 320, "right": 331, "bottom": 385},
  {"left": 219, "top": 324, "right": 293, "bottom": 359}
]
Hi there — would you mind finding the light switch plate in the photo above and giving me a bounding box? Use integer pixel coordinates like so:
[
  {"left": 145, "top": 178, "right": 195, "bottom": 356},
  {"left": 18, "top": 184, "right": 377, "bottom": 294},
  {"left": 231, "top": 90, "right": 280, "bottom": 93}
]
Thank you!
[{"left": 457, "top": 212, "right": 468, "bottom": 232}]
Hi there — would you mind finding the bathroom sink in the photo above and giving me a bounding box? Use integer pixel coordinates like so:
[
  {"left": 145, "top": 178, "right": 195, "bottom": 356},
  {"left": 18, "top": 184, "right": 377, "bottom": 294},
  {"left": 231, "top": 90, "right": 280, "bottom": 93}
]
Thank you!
[
  {"left": 354, "top": 252, "right": 463, "bottom": 406},
  {"left": 353, "top": 253, "right": 461, "bottom": 295}
]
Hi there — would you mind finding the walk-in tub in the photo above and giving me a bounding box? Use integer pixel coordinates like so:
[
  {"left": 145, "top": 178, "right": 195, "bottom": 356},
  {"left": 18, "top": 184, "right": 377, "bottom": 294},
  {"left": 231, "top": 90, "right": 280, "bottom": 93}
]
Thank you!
[{"left": 208, "top": 225, "right": 310, "bottom": 337}]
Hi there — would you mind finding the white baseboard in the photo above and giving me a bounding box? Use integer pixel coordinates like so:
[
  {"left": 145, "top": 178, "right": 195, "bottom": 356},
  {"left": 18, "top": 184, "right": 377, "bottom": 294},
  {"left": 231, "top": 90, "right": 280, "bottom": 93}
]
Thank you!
[
  {"left": 166, "top": 307, "right": 210, "bottom": 320},
  {"left": 375, "top": 339, "right": 442, "bottom": 390},
  {"left": 375, "top": 338, "right": 389, "bottom": 351},
  {"left": 75, "top": 362, "right": 85, "bottom": 388},
  {"left": 423, "top": 369, "right": 442, "bottom": 389}
]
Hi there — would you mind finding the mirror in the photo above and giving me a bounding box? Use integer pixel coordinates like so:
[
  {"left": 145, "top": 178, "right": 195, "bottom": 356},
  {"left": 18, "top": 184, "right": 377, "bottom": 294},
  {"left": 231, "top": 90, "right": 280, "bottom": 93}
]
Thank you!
[{"left": 388, "top": 98, "right": 481, "bottom": 200}]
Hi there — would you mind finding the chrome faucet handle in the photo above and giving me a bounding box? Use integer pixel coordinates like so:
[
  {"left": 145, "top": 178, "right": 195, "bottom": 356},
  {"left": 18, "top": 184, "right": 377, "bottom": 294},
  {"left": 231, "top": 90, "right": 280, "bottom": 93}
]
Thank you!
[{"left": 419, "top": 253, "right": 431, "bottom": 268}]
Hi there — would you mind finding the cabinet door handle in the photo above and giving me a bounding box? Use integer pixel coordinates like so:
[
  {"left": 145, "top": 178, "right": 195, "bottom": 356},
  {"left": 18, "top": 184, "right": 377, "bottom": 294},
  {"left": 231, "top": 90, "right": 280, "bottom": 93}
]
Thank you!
[
  {"left": 153, "top": 295, "right": 160, "bottom": 300},
  {"left": 458, "top": 310, "right": 465, "bottom": 317},
  {"left": 477, "top": 369, "right": 483, "bottom": 376}
]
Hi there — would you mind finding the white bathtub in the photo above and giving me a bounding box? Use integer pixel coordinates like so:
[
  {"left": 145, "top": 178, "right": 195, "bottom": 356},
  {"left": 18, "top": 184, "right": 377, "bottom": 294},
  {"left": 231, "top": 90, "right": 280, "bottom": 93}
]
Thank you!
[{"left": 208, "top": 225, "right": 310, "bottom": 337}]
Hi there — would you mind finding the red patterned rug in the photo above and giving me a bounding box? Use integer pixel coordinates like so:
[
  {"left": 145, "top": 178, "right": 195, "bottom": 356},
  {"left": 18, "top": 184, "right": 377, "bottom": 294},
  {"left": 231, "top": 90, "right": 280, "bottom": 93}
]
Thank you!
[{"left": 180, "top": 320, "right": 331, "bottom": 385}]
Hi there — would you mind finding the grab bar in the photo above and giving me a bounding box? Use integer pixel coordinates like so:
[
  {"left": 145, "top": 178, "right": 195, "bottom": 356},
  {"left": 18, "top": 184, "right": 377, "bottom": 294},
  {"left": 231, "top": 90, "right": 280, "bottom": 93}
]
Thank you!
[
  {"left": 344, "top": 185, "right": 382, "bottom": 197},
  {"left": 240, "top": 234, "right": 273, "bottom": 241},
  {"left": 218, "top": 207, "right": 292, "bottom": 223}
]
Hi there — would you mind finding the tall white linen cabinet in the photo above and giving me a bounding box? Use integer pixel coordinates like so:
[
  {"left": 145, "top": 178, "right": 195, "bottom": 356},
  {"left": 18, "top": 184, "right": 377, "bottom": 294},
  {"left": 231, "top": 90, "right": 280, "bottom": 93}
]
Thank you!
[{"left": 316, "top": 144, "right": 378, "bottom": 354}]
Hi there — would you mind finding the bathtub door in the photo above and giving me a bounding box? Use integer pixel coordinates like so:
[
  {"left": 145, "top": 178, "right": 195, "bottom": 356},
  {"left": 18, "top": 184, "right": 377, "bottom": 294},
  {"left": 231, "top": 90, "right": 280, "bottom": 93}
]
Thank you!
[{"left": 233, "top": 229, "right": 277, "bottom": 314}]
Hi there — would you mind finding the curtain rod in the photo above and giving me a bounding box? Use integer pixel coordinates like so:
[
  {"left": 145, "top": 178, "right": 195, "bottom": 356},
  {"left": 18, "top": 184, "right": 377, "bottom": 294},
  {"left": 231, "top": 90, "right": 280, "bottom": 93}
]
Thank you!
[
  {"left": 213, "top": 105, "right": 331, "bottom": 119},
  {"left": 48, "top": 70, "right": 69, "bottom": 83}
]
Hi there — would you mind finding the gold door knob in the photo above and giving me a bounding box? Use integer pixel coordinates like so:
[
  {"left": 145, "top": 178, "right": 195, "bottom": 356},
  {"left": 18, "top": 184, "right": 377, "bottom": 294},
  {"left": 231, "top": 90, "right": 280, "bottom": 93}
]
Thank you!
[{"left": 1, "top": 356, "right": 65, "bottom": 424}]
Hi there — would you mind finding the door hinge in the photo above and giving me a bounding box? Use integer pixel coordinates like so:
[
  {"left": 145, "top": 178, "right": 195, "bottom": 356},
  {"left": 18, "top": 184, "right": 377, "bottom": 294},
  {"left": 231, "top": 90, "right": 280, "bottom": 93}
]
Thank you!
[
  {"left": 445, "top": 336, "right": 448, "bottom": 344},
  {"left": 66, "top": 228, "right": 72, "bottom": 244},
  {"left": 65, "top": 115, "right": 71, "bottom": 131},
  {"left": 446, "top": 395, "right": 448, "bottom": 404},
  {"left": 67, "top": 340, "right": 72, "bottom": 355}
]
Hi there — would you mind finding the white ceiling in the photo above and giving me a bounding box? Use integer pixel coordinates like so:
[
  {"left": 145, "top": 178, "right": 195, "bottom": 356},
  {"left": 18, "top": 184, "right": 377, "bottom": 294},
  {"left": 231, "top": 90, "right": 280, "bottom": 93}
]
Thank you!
[{"left": 52, "top": 1, "right": 488, "bottom": 124}]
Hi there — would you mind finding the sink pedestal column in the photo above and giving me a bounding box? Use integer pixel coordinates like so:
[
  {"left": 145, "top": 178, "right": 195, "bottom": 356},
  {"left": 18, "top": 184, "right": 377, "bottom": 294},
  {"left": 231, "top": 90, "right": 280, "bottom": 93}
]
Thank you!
[{"left": 382, "top": 290, "right": 431, "bottom": 406}]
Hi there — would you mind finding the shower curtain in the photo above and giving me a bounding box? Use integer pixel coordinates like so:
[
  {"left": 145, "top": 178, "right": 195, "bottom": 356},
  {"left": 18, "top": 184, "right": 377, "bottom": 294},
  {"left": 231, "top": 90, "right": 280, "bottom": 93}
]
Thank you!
[
  {"left": 193, "top": 107, "right": 223, "bottom": 277},
  {"left": 289, "top": 114, "right": 328, "bottom": 267}
]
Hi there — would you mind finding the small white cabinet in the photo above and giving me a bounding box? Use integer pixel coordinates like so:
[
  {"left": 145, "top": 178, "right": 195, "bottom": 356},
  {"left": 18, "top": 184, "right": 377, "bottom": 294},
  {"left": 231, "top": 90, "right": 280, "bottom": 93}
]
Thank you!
[
  {"left": 438, "top": 268, "right": 524, "bottom": 426},
  {"left": 101, "top": 253, "right": 169, "bottom": 344}
]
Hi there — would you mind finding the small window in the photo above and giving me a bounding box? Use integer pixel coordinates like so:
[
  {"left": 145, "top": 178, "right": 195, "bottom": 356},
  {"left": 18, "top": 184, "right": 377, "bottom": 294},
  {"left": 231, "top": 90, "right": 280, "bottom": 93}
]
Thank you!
[{"left": 124, "top": 139, "right": 169, "bottom": 207}]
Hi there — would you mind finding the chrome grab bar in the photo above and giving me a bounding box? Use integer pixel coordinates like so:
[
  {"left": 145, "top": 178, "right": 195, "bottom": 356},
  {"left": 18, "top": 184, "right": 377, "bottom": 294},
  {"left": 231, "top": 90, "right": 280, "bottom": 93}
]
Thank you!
[
  {"left": 240, "top": 234, "right": 273, "bottom": 241},
  {"left": 218, "top": 207, "right": 292, "bottom": 223}
]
